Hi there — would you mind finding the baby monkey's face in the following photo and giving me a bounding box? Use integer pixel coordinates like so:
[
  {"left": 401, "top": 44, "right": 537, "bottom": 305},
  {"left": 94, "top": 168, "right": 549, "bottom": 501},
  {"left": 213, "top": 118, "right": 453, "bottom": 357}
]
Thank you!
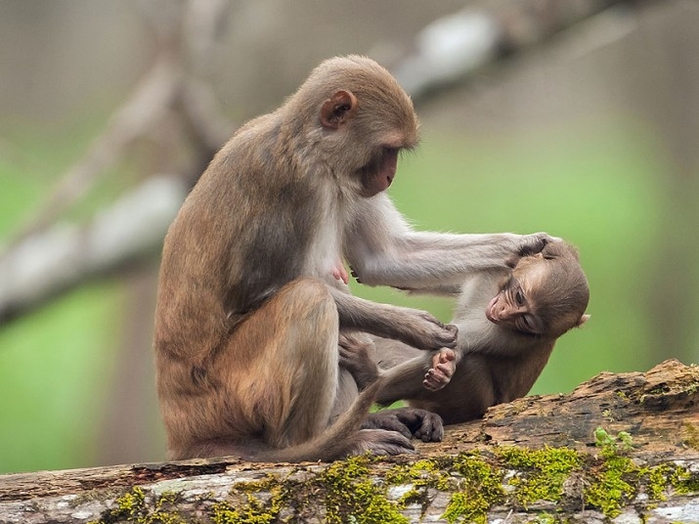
[
  {"left": 486, "top": 252, "right": 547, "bottom": 336},
  {"left": 486, "top": 242, "right": 590, "bottom": 338}
]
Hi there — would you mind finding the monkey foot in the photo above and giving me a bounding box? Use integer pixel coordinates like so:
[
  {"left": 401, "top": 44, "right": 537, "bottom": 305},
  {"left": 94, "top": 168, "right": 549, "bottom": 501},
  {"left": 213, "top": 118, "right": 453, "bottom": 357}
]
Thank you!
[
  {"left": 363, "top": 407, "right": 443, "bottom": 442},
  {"left": 423, "top": 348, "right": 456, "bottom": 391},
  {"left": 338, "top": 333, "right": 379, "bottom": 390}
]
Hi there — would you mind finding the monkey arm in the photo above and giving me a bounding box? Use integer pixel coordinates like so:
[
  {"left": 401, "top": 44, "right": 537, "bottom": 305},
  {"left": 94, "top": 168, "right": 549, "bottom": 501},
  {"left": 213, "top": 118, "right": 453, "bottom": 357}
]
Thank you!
[
  {"left": 330, "top": 287, "right": 457, "bottom": 350},
  {"left": 344, "top": 194, "right": 552, "bottom": 290}
]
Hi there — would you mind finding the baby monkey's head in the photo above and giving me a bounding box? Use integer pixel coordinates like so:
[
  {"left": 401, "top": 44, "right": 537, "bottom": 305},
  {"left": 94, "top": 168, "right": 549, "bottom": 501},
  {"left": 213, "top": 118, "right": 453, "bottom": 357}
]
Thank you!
[{"left": 486, "top": 241, "right": 590, "bottom": 338}]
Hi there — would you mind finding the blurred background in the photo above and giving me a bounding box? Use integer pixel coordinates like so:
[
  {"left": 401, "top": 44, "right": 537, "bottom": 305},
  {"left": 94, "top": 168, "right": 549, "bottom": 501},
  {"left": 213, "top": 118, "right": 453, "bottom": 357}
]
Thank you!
[{"left": 0, "top": 0, "right": 697, "bottom": 474}]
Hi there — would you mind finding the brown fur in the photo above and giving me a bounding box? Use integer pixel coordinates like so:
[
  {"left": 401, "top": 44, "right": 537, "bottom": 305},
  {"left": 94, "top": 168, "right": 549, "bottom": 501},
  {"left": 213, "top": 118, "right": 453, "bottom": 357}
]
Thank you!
[
  {"left": 154, "top": 55, "right": 556, "bottom": 462},
  {"left": 343, "top": 241, "right": 590, "bottom": 425}
]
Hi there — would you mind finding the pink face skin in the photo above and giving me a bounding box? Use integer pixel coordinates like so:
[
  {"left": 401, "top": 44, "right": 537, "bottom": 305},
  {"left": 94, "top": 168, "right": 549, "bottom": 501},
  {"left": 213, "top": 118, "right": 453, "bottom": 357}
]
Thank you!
[
  {"left": 360, "top": 147, "right": 399, "bottom": 197},
  {"left": 485, "top": 255, "right": 547, "bottom": 335}
]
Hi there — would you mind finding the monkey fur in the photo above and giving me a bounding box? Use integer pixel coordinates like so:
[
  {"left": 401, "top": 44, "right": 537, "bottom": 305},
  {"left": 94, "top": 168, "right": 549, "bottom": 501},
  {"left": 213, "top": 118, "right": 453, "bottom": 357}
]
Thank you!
[{"left": 154, "top": 55, "right": 555, "bottom": 462}]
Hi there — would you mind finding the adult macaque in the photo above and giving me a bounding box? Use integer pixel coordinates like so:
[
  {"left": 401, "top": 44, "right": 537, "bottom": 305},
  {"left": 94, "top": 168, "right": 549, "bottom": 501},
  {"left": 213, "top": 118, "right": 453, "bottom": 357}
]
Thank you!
[
  {"left": 345, "top": 241, "right": 590, "bottom": 425},
  {"left": 154, "top": 55, "right": 553, "bottom": 462}
]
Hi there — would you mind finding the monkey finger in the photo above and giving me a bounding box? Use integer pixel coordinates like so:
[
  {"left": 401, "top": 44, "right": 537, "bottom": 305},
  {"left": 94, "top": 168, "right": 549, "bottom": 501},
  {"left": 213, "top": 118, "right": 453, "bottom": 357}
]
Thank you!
[
  {"left": 417, "top": 311, "right": 448, "bottom": 327},
  {"left": 414, "top": 412, "right": 444, "bottom": 442},
  {"left": 338, "top": 354, "right": 353, "bottom": 369},
  {"left": 423, "top": 372, "right": 449, "bottom": 391},
  {"left": 338, "top": 346, "right": 357, "bottom": 363},
  {"left": 519, "top": 232, "right": 559, "bottom": 257},
  {"left": 424, "top": 376, "right": 448, "bottom": 391},
  {"left": 339, "top": 332, "right": 374, "bottom": 352},
  {"left": 350, "top": 268, "right": 363, "bottom": 284},
  {"left": 435, "top": 324, "right": 459, "bottom": 348},
  {"left": 362, "top": 413, "right": 413, "bottom": 439},
  {"left": 418, "top": 317, "right": 458, "bottom": 348},
  {"left": 434, "top": 363, "right": 454, "bottom": 378},
  {"left": 431, "top": 348, "right": 456, "bottom": 370},
  {"left": 338, "top": 333, "right": 357, "bottom": 348}
]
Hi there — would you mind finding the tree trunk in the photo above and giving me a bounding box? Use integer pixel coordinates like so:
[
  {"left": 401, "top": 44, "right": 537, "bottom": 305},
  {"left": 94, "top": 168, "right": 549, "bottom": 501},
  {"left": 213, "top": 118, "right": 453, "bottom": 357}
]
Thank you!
[{"left": 1, "top": 359, "right": 698, "bottom": 523}]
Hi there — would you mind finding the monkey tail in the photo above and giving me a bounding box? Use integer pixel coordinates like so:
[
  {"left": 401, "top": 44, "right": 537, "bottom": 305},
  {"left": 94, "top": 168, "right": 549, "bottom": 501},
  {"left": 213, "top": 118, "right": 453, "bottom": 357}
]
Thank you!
[{"left": 251, "top": 377, "right": 384, "bottom": 463}]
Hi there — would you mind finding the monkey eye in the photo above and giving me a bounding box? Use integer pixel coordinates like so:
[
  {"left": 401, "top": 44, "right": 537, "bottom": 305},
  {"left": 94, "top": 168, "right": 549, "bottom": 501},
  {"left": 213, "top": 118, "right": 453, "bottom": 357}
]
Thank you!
[
  {"left": 514, "top": 289, "right": 526, "bottom": 307},
  {"left": 519, "top": 314, "right": 540, "bottom": 335},
  {"left": 383, "top": 146, "right": 400, "bottom": 156}
]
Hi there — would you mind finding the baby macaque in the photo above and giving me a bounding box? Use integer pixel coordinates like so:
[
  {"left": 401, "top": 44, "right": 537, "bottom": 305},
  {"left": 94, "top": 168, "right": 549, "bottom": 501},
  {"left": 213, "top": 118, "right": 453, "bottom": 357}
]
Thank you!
[{"left": 344, "top": 240, "right": 590, "bottom": 425}]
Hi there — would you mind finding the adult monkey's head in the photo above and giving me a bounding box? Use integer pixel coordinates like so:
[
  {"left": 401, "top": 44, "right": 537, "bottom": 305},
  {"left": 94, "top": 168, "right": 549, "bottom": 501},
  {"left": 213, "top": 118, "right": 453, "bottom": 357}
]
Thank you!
[{"left": 284, "top": 55, "right": 419, "bottom": 198}]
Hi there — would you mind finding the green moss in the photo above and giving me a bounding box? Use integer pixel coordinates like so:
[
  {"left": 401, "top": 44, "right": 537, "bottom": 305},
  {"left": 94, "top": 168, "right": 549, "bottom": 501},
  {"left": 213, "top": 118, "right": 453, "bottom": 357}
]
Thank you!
[
  {"left": 585, "top": 453, "right": 637, "bottom": 518},
  {"left": 112, "top": 486, "right": 146, "bottom": 522},
  {"left": 644, "top": 464, "right": 672, "bottom": 501},
  {"left": 585, "top": 429, "right": 639, "bottom": 518},
  {"left": 230, "top": 475, "right": 280, "bottom": 494},
  {"left": 594, "top": 427, "right": 634, "bottom": 458},
  {"left": 384, "top": 458, "right": 439, "bottom": 485},
  {"left": 496, "top": 446, "right": 581, "bottom": 508},
  {"left": 682, "top": 422, "right": 699, "bottom": 450},
  {"left": 441, "top": 453, "right": 505, "bottom": 524},
  {"left": 88, "top": 445, "right": 699, "bottom": 523},
  {"left": 381, "top": 452, "right": 508, "bottom": 523},
  {"left": 211, "top": 496, "right": 278, "bottom": 524},
  {"left": 91, "top": 487, "right": 185, "bottom": 524},
  {"left": 319, "top": 455, "right": 408, "bottom": 524},
  {"left": 531, "top": 513, "right": 557, "bottom": 524},
  {"left": 384, "top": 458, "right": 448, "bottom": 512},
  {"left": 209, "top": 473, "right": 288, "bottom": 524},
  {"left": 670, "top": 465, "right": 699, "bottom": 494}
]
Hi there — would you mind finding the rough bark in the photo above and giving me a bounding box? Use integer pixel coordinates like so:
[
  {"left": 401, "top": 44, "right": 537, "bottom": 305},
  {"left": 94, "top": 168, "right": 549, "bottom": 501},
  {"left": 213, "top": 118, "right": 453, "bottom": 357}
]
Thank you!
[{"left": 1, "top": 359, "right": 697, "bottom": 523}]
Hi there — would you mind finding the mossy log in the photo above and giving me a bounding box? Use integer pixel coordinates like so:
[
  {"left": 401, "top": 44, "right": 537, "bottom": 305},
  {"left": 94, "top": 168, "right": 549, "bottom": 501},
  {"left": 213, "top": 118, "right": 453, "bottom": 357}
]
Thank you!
[{"left": 1, "top": 359, "right": 698, "bottom": 523}]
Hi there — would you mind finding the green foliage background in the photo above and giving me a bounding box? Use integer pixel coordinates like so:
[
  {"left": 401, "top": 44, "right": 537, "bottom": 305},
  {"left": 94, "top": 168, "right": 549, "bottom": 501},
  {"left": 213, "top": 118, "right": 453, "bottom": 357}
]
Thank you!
[{"left": 0, "top": 116, "right": 666, "bottom": 473}]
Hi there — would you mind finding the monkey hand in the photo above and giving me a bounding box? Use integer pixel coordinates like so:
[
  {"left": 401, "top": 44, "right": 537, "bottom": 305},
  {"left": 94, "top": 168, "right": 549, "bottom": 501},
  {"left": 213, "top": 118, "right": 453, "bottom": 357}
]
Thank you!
[
  {"left": 362, "top": 407, "right": 444, "bottom": 442},
  {"left": 507, "top": 233, "right": 559, "bottom": 267},
  {"left": 339, "top": 333, "right": 378, "bottom": 391},
  {"left": 393, "top": 309, "right": 458, "bottom": 351},
  {"left": 423, "top": 348, "right": 456, "bottom": 391}
]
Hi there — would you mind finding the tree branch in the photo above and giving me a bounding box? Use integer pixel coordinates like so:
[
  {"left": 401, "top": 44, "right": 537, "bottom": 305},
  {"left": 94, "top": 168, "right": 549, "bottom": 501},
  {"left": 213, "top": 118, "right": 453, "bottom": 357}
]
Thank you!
[
  {"left": 7, "top": 58, "right": 182, "bottom": 246},
  {"left": 0, "top": 360, "right": 697, "bottom": 523},
  {"left": 0, "top": 175, "right": 187, "bottom": 322},
  {"left": 393, "top": 0, "right": 644, "bottom": 102}
]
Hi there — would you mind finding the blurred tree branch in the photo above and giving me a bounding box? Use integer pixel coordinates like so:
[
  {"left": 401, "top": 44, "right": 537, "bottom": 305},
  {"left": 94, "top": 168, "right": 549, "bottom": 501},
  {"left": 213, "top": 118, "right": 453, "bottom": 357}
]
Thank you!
[
  {"left": 0, "top": 0, "right": 650, "bottom": 324},
  {"left": 394, "top": 0, "right": 646, "bottom": 103}
]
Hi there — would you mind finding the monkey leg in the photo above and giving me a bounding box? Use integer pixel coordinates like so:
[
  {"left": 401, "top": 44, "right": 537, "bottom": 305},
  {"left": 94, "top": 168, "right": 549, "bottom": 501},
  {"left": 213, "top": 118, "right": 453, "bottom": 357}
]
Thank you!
[
  {"left": 338, "top": 333, "right": 445, "bottom": 443},
  {"left": 224, "top": 278, "right": 340, "bottom": 449},
  {"left": 165, "top": 278, "right": 340, "bottom": 460},
  {"left": 338, "top": 332, "right": 379, "bottom": 391}
]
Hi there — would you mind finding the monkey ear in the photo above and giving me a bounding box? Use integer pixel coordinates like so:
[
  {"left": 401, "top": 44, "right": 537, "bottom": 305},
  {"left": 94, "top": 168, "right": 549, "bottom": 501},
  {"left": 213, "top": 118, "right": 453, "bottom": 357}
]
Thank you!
[
  {"left": 320, "top": 90, "right": 358, "bottom": 130},
  {"left": 577, "top": 314, "right": 591, "bottom": 327}
]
